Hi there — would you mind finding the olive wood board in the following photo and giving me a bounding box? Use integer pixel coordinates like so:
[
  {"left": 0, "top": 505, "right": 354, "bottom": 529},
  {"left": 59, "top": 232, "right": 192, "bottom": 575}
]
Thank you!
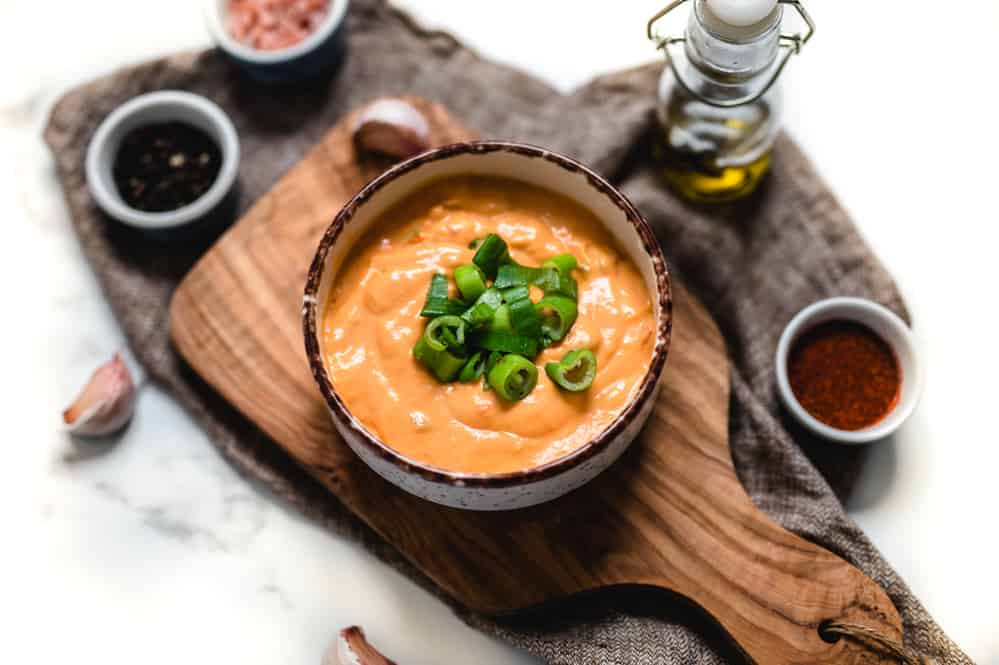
[{"left": 170, "top": 98, "right": 902, "bottom": 664}]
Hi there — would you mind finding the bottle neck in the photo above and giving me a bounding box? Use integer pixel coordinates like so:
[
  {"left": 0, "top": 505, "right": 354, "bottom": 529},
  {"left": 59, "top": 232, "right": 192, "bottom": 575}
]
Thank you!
[{"left": 685, "top": 0, "right": 782, "bottom": 81}]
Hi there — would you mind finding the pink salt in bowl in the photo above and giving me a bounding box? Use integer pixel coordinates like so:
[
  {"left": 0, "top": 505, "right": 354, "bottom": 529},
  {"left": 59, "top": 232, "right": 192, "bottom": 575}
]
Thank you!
[{"left": 205, "top": 0, "right": 351, "bottom": 83}]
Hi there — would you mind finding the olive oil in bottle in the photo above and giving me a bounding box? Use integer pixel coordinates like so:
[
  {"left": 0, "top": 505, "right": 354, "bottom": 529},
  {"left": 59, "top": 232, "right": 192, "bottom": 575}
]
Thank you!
[{"left": 647, "top": 0, "right": 814, "bottom": 203}]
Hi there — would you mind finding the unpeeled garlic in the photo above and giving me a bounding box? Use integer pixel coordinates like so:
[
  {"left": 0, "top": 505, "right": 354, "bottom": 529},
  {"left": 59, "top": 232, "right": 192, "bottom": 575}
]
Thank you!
[
  {"left": 351, "top": 98, "right": 431, "bottom": 161},
  {"left": 324, "top": 626, "right": 397, "bottom": 665},
  {"left": 62, "top": 353, "right": 136, "bottom": 437}
]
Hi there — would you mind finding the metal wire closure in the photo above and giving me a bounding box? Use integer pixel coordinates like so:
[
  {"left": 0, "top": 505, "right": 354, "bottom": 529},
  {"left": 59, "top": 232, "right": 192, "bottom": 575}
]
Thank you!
[{"left": 647, "top": 0, "right": 815, "bottom": 109}]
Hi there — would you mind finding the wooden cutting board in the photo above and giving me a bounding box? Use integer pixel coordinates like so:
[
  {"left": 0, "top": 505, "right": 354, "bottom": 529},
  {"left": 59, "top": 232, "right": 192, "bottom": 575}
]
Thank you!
[{"left": 170, "top": 98, "right": 902, "bottom": 664}]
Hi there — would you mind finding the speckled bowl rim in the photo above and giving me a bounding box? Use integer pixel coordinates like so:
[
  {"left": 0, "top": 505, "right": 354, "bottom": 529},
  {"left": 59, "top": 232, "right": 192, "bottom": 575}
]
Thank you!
[{"left": 303, "top": 141, "right": 673, "bottom": 488}]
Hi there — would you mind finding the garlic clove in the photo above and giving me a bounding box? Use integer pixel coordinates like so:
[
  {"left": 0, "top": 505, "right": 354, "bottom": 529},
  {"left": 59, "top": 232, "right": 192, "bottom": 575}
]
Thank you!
[
  {"left": 324, "top": 626, "right": 397, "bottom": 665},
  {"left": 63, "top": 353, "right": 137, "bottom": 437},
  {"left": 351, "top": 98, "right": 432, "bottom": 161}
]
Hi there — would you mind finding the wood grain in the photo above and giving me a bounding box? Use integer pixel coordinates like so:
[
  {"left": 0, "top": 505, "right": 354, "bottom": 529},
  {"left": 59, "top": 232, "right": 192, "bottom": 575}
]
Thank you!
[{"left": 170, "top": 98, "right": 902, "bottom": 664}]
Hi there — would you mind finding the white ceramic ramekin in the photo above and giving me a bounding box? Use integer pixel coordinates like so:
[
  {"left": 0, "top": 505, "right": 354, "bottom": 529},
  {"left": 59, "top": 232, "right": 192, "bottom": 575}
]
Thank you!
[
  {"left": 85, "top": 91, "right": 240, "bottom": 232},
  {"left": 205, "top": 0, "right": 350, "bottom": 83},
  {"left": 775, "top": 297, "right": 923, "bottom": 444},
  {"left": 303, "top": 142, "right": 673, "bottom": 511}
]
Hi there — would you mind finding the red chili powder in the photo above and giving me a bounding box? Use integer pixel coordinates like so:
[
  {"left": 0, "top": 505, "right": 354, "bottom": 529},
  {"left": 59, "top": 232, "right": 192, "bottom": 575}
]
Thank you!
[
  {"left": 227, "top": 0, "right": 331, "bottom": 52},
  {"left": 787, "top": 320, "right": 901, "bottom": 431}
]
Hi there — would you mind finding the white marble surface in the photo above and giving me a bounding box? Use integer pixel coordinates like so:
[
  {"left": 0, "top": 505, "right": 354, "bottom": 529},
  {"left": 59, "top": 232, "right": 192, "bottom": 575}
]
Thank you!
[{"left": 3, "top": 1, "right": 997, "bottom": 663}]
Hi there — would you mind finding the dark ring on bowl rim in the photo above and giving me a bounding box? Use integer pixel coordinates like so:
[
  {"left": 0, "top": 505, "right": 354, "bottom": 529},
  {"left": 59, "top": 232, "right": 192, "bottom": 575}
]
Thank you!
[{"left": 303, "top": 141, "right": 673, "bottom": 488}]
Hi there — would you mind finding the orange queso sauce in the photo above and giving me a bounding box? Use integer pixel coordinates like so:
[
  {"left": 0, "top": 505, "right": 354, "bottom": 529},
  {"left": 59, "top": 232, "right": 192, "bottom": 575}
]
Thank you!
[{"left": 321, "top": 176, "right": 656, "bottom": 474}]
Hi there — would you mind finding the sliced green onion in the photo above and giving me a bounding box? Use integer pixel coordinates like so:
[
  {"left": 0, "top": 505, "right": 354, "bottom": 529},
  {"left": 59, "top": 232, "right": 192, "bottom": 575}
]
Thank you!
[
  {"left": 412, "top": 337, "right": 466, "bottom": 382},
  {"left": 414, "top": 237, "right": 586, "bottom": 388},
  {"left": 454, "top": 264, "right": 487, "bottom": 302},
  {"left": 462, "top": 302, "right": 495, "bottom": 327},
  {"left": 425, "top": 273, "right": 449, "bottom": 301},
  {"left": 501, "top": 285, "right": 531, "bottom": 303},
  {"left": 485, "top": 350, "right": 502, "bottom": 374},
  {"left": 461, "top": 288, "right": 503, "bottom": 327},
  {"left": 545, "top": 349, "right": 597, "bottom": 392},
  {"left": 482, "top": 350, "right": 503, "bottom": 391},
  {"left": 420, "top": 274, "right": 466, "bottom": 317},
  {"left": 459, "top": 351, "right": 486, "bottom": 383},
  {"left": 536, "top": 294, "right": 578, "bottom": 343},
  {"left": 472, "top": 330, "right": 539, "bottom": 357},
  {"left": 487, "top": 354, "right": 538, "bottom": 401},
  {"left": 535, "top": 267, "right": 578, "bottom": 299},
  {"left": 508, "top": 296, "right": 542, "bottom": 339},
  {"left": 490, "top": 304, "right": 512, "bottom": 332},
  {"left": 542, "top": 253, "right": 577, "bottom": 274},
  {"left": 494, "top": 263, "right": 540, "bottom": 289},
  {"left": 497, "top": 264, "right": 577, "bottom": 299},
  {"left": 420, "top": 299, "right": 467, "bottom": 317},
  {"left": 424, "top": 315, "right": 465, "bottom": 352},
  {"left": 472, "top": 233, "right": 510, "bottom": 280}
]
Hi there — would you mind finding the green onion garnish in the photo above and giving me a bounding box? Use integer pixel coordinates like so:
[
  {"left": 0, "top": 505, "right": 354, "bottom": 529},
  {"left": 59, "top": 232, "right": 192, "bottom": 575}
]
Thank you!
[
  {"left": 535, "top": 267, "right": 578, "bottom": 299},
  {"left": 410, "top": 236, "right": 589, "bottom": 400},
  {"left": 461, "top": 288, "right": 503, "bottom": 327},
  {"left": 542, "top": 254, "right": 578, "bottom": 274},
  {"left": 413, "top": 337, "right": 466, "bottom": 382},
  {"left": 536, "top": 294, "right": 578, "bottom": 343},
  {"left": 458, "top": 351, "right": 487, "bottom": 383},
  {"left": 482, "top": 350, "right": 503, "bottom": 391},
  {"left": 472, "top": 330, "right": 540, "bottom": 357},
  {"left": 487, "top": 354, "right": 538, "bottom": 401},
  {"left": 494, "top": 263, "right": 540, "bottom": 289},
  {"left": 454, "top": 264, "right": 487, "bottom": 302},
  {"left": 420, "top": 273, "right": 466, "bottom": 317},
  {"left": 545, "top": 349, "right": 597, "bottom": 392},
  {"left": 472, "top": 233, "right": 510, "bottom": 280},
  {"left": 507, "top": 296, "right": 542, "bottom": 339},
  {"left": 496, "top": 264, "right": 577, "bottom": 298},
  {"left": 424, "top": 315, "right": 465, "bottom": 352},
  {"left": 490, "top": 304, "right": 512, "bottom": 333},
  {"left": 501, "top": 285, "right": 531, "bottom": 303}
]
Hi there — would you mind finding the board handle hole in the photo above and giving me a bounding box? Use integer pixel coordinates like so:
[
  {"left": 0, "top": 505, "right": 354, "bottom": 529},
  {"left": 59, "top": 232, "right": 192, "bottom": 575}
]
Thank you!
[{"left": 818, "top": 620, "right": 841, "bottom": 644}]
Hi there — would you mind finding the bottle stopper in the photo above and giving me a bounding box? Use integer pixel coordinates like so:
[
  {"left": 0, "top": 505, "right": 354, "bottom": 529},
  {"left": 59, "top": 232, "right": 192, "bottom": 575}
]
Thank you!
[
  {"left": 706, "top": 0, "right": 777, "bottom": 27},
  {"left": 703, "top": 0, "right": 779, "bottom": 39}
]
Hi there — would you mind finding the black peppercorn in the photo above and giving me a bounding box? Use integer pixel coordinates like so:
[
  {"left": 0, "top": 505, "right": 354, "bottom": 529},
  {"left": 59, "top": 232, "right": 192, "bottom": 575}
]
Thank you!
[{"left": 112, "top": 122, "right": 222, "bottom": 212}]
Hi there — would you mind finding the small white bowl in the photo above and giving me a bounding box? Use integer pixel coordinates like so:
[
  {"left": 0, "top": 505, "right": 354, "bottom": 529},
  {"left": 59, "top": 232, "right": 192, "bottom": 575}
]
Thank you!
[
  {"left": 775, "top": 297, "right": 923, "bottom": 444},
  {"left": 86, "top": 91, "right": 240, "bottom": 232},
  {"left": 205, "top": 0, "right": 351, "bottom": 83}
]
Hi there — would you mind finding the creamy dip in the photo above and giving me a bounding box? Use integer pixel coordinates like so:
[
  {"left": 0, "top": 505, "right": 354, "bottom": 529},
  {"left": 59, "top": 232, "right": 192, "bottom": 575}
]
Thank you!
[{"left": 322, "top": 176, "right": 655, "bottom": 474}]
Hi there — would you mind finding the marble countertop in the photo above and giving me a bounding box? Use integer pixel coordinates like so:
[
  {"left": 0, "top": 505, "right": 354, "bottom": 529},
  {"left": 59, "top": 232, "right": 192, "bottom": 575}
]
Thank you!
[{"left": 4, "top": 1, "right": 997, "bottom": 663}]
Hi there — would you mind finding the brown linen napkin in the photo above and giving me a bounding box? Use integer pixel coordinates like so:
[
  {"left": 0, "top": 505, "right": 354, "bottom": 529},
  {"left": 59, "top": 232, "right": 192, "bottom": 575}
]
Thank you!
[{"left": 43, "top": 1, "right": 970, "bottom": 663}]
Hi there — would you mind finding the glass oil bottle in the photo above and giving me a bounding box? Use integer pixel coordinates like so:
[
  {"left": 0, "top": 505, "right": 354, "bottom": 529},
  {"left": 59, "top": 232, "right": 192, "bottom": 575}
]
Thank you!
[{"left": 647, "top": 0, "right": 815, "bottom": 203}]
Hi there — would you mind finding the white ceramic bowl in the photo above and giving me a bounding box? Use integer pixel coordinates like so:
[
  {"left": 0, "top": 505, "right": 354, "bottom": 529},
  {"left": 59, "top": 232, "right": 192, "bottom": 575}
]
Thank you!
[
  {"left": 775, "top": 297, "right": 923, "bottom": 444},
  {"left": 205, "top": 0, "right": 351, "bottom": 83},
  {"left": 85, "top": 91, "right": 240, "bottom": 232},
  {"left": 303, "top": 142, "right": 673, "bottom": 510}
]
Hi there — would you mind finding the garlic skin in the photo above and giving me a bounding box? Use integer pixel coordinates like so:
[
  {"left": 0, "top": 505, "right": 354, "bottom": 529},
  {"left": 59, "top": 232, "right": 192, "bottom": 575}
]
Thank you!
[
  {"left": 62, "top": 353, "right": 136, "bottom": 437},
  {"left": 352, "top": 98, "right": 431, "bottom": 161},
  {"left": 324, "top": 626, "right": 397, "bottom": 665}
]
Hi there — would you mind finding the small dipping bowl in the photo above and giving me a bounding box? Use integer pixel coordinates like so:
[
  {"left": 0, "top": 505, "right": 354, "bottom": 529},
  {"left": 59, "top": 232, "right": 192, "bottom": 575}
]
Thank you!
[
  {"left": 205, "top": 0, "right": 350, "bottom": 84},
  {"left": 303, "top": 142, "right": 673, "bottom": 510},
  {"left": 86, "top": 91, "right": 240, "bottom": 235},
  {"left": 775, "top": 297, "right": 923, "bottom": 444}
]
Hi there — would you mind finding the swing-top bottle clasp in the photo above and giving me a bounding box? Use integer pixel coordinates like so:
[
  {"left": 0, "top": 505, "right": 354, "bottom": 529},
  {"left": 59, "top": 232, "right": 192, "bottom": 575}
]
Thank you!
[{"left": 647, "top": 0, "right": 815, "bottom": 109}]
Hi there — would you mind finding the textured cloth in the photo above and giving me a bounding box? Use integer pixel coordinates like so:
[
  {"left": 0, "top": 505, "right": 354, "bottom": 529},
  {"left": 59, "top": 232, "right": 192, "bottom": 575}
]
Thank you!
[{"left": 43, "top": 1, "right": 970, "bottom": 663}]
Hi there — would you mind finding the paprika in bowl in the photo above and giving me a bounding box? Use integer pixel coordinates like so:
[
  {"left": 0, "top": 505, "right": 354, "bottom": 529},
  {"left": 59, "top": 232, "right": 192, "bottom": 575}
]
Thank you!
[{"left": 775, "top": 297, "right": 923, "bottom": 444}]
